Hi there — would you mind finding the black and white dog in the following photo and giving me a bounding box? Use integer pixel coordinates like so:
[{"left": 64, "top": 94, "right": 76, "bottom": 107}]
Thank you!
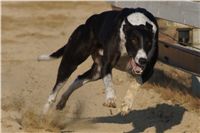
[{"left": 38, "top": 8, "right": 158, "bottom": 115}]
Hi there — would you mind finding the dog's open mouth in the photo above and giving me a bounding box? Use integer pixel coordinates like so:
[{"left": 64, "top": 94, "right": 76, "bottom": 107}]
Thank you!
[{"left": 128, "top": 58, "right": 144, "bottom": 75}]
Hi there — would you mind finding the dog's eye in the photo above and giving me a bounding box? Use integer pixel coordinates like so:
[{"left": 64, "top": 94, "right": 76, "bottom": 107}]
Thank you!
[
  {"left": 132, "top": 39, "right": 137, "bottom": 44},
  {"left": 148, "top": 42, "right": 152, "bottom": 46},
  {"left": 146, "top": 42, "right": 152, "bottom": 50}
]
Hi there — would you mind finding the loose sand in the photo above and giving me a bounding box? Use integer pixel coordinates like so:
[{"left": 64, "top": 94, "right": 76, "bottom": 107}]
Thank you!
[{"left": 1, "top": 2, "right": 200, "bottom": 133}]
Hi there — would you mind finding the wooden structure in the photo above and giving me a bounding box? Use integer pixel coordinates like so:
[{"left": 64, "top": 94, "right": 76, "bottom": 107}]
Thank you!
[{"left": 111, "top": 1, "right": 200, "bottom": 27}]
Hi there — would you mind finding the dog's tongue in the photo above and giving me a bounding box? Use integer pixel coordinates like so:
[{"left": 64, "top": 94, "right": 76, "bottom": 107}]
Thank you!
[{"left": 129, "top": 58, "right": 142, "bottom": 74}]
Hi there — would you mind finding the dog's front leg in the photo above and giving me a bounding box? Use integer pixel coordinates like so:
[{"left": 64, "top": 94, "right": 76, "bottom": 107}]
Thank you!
[
  {"left": 101, "top": 55, "right": 120, "bottom": 108},
  {"left": 101, "top": 42, "right": 121, "bottom": 108},
  {"left": 120, "top": 79, "right": 141, "bottom": 115},
  {"left": 102, "top": 73, "right": 116, "bottom": 108}
]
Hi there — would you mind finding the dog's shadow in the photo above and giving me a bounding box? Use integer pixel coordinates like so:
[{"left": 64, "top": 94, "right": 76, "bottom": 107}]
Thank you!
[
  {"left": 92, "top": 103, "right": 186, "bottom": 133},
  {"left": 149, "top": 68, "right": 191, "bottom": 94}
]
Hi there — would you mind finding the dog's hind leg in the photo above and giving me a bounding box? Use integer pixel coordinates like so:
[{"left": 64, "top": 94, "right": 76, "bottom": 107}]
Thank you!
[
  {"left": 43, "top": 60, "right": 89, "bottom": 114},
  {"left": 43, "top": 24, "right": 94, "bottom": 114},
  {"left": 56, "top": 62, "right": 101, "bottom": 110},
  {"left": 43, "top": 80, "right": 66, "bottom": 114},
  {"left": 43, "top": 52, "right": 91, "bottom": 114}
]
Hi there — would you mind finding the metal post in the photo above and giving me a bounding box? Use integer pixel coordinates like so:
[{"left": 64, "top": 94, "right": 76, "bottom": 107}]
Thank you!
[{"left": 192, "top": 28, "right": 200, "bottom": 97}]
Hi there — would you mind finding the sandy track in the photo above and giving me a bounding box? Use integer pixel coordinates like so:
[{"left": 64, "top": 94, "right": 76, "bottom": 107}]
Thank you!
[{"left": 1, "top": 2, "right": 200, "bottom": 133}]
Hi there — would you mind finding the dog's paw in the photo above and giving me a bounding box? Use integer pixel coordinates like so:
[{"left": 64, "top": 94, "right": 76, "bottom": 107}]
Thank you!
[
  {"left": 43, "top": 95, "right": 56, "bottom": 114},
  {"left": 56, "top": 99, "right": 66, "bottom": 110},
  {"left": 43, "top": 102, "right": 53, "bottom": 114},
  {"left": 103, "top": 97, "right": 116, "bottom": 108},
  {"left": 120, "top": 100, "right": 132, "bottom": 116},
  {"left": 120, "top": 90, "right": 133, "bottom": 116}
]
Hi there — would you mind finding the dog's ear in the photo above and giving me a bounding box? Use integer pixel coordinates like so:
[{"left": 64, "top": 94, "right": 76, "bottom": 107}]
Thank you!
[
  {"left": 146, "top": 22, "right": 153, "bottom": 32},
  {"left": 140, "top": 46, "right": 158, "bottom": 84},
  {"left": 123, "top": 17, "right": 133, "bottom": 33},
  {"left": 140, "top": 33, "right": 158, "bottom": 84}
]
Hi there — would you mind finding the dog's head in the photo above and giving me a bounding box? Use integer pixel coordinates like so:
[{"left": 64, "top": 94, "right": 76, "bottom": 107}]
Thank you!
[{"left": 122, "top": 13, "right": 157, "bottom": 75}]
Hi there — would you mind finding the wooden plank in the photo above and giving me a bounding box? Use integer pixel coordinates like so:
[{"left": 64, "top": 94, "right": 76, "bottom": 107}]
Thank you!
[
  {"left": 111, "top": 1, "right": 200, "bottom": 28},
  {"left": 158, "top": 33, "right": 200, "bottom": 76}
]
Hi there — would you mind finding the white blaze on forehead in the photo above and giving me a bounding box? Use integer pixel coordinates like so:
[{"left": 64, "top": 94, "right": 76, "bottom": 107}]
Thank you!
[{"left": 127, "top": 12, "right": 157, "bottom": 33}]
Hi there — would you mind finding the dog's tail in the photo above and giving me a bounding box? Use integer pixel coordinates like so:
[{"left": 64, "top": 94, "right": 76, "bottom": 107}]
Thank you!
[{"left": 37, "top": 45, "right": 65, "bottom": 61}]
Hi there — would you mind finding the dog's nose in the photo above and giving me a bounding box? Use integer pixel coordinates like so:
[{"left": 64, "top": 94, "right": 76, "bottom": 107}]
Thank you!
[{"left": 139, "top": 58, "right": 147, "bottom": 65}]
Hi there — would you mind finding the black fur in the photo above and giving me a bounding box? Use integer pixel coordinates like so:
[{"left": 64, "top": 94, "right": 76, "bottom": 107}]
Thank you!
[{"left": 43, "top": 8, "right": 158, "bottom": 110}]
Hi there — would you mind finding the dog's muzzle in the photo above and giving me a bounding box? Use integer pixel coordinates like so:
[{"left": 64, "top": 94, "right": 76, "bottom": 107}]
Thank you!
[{"left": 127, "top": 58, "right": 146, "bottom": 75}]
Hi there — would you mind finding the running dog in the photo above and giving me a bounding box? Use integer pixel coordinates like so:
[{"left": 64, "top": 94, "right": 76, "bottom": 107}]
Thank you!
[{"left": 38, "top": 8, "right": 158, "bottom": 115}]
